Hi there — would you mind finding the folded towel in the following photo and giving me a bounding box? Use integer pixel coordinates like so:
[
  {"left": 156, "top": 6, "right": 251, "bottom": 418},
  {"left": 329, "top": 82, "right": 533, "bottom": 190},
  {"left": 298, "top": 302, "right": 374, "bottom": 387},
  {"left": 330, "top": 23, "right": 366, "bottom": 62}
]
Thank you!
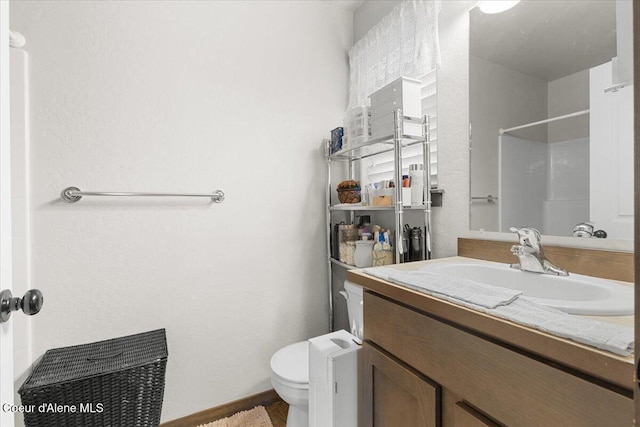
[
  {"left": 490, "top": 298, "right": 634, "bottom": 356},
  {"left": 363, "top": 267, "right": 634, "bottom": 356},
  {"left": 363, "top": 267, "right": 522, "bottom": 309}
]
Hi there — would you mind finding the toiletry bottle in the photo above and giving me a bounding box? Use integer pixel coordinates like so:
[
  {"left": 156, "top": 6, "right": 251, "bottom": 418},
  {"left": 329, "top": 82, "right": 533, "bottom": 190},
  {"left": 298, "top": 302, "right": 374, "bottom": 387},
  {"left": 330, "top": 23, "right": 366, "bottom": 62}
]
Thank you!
[
  {"left": 383, "top": 231, "right": 394, "bottom": 265},
  {"left": 409, "top": 164, "right": 424, "bottom": 205},
  {"left": 402, "top": 224, "right": 410, "bottom": 262},
  {"left": 358, "top": 215, "right": 371, "bottom": 235},
  {"left": 372, "top": 231, "right": 384, "bottom": 266},
  {"left": 354, "top": 240, "right": 375, "bottom": 267},
  {"left": 361, "top": 217, "right": 371, "bottom": 240},
  {"left": 409, "top": 227, "right": 423, "bottom": 261}
]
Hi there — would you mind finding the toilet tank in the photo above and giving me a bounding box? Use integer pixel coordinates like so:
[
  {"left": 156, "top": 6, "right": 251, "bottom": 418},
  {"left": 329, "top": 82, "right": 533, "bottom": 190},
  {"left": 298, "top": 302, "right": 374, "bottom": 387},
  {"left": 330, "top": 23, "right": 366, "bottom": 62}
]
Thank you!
[
  {"left": 343, "top": 281, "right": 364, "bottom": 340},
  {"left": 308, "top": 330, "right": 359, "bottom": 427}
]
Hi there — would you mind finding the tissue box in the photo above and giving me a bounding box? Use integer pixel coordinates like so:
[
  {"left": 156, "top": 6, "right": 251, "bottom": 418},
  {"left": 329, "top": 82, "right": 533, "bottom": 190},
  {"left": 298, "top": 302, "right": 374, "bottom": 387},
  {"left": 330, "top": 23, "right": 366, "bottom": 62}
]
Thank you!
[{"left": 372, "top": 188, "right": 394, "bottom": 206}]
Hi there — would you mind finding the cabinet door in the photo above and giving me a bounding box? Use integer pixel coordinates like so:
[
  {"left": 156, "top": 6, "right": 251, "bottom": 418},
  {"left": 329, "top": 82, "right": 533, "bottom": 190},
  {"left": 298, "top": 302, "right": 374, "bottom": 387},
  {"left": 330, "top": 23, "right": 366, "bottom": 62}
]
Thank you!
[
  {"left": 362, "top": 342, "right": 440, "bottom": 427},
  {"left": 452, "top": 402, "right": 501, "bottom": 427}
]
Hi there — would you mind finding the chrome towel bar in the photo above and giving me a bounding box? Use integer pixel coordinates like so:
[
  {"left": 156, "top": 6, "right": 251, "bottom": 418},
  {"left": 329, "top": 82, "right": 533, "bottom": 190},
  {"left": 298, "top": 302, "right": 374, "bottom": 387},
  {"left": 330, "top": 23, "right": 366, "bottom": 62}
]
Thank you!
[
  {"left": 61, "top": 187, "right": 225, "bottom": 203},
  {"left": 471, "top": 195, "right": 498, "bottom": 204}
]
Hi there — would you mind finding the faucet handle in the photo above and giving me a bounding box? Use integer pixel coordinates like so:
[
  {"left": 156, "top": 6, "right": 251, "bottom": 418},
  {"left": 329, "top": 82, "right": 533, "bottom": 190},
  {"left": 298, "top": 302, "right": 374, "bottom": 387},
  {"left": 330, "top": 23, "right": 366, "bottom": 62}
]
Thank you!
[{"left": 509, "top": 227, "right": 542, "bottom": 250}]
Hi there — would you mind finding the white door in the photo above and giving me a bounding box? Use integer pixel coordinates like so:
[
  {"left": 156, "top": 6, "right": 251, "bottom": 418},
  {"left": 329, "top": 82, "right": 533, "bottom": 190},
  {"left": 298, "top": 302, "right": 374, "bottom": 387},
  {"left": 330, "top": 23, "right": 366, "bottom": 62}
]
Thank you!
[
  {"left": 589, "top": 61, "right": 634, "bottom": 239},
  {"left": 0, "top": 3, "right": 15, "bottom": 426}
]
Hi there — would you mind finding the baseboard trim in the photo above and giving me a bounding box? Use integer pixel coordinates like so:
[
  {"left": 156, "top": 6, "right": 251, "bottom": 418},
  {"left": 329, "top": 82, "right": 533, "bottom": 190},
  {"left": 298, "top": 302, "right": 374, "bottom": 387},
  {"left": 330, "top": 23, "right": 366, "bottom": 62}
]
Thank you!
[{"left": 161, "top": 389, "right": 282, "bottom": 427}]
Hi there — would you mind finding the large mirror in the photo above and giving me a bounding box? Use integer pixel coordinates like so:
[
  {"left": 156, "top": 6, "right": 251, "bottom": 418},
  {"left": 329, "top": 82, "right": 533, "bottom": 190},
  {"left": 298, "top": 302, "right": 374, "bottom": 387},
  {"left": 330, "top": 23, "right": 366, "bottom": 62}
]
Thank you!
[{"left": 469, "top": 0, "right": 633, "bottom": 240}]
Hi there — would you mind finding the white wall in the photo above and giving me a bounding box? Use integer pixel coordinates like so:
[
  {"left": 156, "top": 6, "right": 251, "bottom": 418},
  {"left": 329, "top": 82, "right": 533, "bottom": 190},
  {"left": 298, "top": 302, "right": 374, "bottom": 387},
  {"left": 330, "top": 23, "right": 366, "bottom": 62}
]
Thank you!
[
  {"left": 354, "top": 0, "right": 475, "bottom": 258},
  {"left": 353, "top": 1, "right": 397, "bottom": 41},
  {"left": 547, "top": 69, "right": 589, "bottom": 143},
  {"left": 432, "top": 0, "right": 476, "bottom": 257},
  {"left": 10, "top": 1, "right": 352, "bottom": 423}
]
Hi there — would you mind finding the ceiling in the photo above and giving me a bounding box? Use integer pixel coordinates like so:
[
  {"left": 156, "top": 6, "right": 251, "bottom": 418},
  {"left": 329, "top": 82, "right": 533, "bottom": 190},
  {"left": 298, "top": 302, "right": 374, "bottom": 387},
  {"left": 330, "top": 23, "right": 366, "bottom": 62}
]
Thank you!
[
  {"left": 325, "top": 0, "right": 366, "bottom": 12},
  {"left": 470, "top": 0, "right": 617, "bottom": 82}
]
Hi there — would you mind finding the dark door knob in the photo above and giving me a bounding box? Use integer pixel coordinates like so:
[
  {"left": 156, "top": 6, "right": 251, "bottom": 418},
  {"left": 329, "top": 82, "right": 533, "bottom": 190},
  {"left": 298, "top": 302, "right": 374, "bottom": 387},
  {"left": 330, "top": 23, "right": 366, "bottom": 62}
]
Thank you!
[{"left": 0, "top": 289, "right": 44, "bottom": 322}]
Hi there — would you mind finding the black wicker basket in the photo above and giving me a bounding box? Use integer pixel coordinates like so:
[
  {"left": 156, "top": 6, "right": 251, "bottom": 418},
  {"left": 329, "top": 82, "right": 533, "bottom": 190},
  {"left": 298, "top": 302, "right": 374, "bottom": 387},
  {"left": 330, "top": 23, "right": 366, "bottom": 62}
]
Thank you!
[{"left": 19, "top": 329, "right": 168, "bottom": 427}]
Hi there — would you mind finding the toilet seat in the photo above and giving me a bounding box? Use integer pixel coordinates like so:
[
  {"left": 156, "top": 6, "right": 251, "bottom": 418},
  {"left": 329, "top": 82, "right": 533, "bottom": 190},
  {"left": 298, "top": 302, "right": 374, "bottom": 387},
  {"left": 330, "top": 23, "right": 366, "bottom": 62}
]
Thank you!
[{"left": 270, "top": 341, "right": 309, "bottom": 389}]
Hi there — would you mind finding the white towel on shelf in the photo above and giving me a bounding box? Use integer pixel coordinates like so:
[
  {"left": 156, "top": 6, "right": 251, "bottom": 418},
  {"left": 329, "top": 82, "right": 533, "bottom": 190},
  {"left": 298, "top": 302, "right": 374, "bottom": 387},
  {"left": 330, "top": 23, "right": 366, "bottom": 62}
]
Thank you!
[
  {"left": 363, "top": 267, "right": 522, "bottom": 309},
  {"left": 362, "top": 267, "right": 634, "bottom": 356}
]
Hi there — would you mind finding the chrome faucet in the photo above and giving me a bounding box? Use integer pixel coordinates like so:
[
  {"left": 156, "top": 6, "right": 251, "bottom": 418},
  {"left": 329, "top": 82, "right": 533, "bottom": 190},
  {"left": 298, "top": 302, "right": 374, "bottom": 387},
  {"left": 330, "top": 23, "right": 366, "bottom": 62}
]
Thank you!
[{"left": 509, "top": 227, "right": 568, "bottom": 276}]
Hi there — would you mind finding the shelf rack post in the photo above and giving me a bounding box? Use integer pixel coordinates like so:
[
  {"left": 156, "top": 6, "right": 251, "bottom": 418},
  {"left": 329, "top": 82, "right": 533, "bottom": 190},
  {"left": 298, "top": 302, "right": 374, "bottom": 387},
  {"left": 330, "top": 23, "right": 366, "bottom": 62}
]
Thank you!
[
  {"left": 324, "top": 139, "right": 334, "bottom": 331},
  {"left": 423, "top": 115, "right": 432, "bottom": 260},
  {"left": 393, "top": 109, "right": 405, "bottom": 264}
]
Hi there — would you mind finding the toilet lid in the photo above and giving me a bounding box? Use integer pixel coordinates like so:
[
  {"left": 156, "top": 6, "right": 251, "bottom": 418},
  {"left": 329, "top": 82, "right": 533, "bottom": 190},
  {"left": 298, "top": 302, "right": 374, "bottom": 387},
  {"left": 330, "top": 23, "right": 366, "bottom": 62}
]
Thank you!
[{"left": 270, "top": 341, "right": 309, "bottom": 384}]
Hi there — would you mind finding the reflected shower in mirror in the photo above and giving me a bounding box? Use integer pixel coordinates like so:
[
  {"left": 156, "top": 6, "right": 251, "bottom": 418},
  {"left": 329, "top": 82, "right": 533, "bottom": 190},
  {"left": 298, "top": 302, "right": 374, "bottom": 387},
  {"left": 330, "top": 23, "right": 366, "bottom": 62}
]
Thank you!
[{"left": 469, "top": 0, "right": 633, "bottom": 240}]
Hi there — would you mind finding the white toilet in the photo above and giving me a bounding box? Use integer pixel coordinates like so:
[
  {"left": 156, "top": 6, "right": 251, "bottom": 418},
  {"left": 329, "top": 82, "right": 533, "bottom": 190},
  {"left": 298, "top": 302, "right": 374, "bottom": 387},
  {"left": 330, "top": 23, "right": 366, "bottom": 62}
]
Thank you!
[
  {"left": 270, "top": 341, "right": 311, "bottom": 427},
  {"left": 270, "top": 281, "right": 363, "bottom": 427}
]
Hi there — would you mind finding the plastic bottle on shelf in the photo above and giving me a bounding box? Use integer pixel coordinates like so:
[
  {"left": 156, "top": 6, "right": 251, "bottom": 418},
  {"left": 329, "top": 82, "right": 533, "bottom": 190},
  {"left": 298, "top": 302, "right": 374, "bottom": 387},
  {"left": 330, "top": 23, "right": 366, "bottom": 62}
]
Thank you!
[
  {"left": 372, "top": 230, "right": 394, "bottom": 266},
  {"left": 409, "top": 164, "right": 424, "bottom": 205},
  {"left": 354, "top": 240, "right": 375, "bottom": 267},
  {"left": 357, "top": 215, "right": 371, "bottom": 239},
  {"left": 409, "top": 227, "right": 423, "bottom": 261}
]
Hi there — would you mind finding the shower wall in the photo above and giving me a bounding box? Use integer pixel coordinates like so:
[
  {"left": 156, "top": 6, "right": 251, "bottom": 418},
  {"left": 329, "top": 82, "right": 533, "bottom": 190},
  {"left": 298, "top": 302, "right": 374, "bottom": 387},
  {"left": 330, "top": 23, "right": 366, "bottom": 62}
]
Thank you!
[
  {"left": 543, "top": 137, "right": 589, "bottom": 236},
  {"left": 499, "top": 135, "right": 589, "bottom": 236},
  {"left": 499, "top": 135, "right": 547, "bottom": 232},
  {"left": 10, "top": 1, "right": 352, "bottom": 423}
]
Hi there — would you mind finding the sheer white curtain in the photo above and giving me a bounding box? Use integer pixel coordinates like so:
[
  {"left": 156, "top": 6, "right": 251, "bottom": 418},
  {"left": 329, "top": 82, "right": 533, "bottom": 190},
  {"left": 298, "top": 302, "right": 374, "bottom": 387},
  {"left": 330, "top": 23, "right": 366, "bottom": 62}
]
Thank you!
[
  {"left": 347, "top": 0, "right": 441, "bottom": 110},
  {"left": 350, "top": 0, "right": 441, "bottom": 188}
]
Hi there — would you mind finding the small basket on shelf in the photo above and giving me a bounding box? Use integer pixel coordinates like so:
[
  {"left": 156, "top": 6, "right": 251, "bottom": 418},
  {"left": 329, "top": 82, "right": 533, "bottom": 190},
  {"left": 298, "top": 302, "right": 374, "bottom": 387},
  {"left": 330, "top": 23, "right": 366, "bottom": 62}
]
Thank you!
[{"left": 337, "top": 180, "right": 361, "bottom": 204}]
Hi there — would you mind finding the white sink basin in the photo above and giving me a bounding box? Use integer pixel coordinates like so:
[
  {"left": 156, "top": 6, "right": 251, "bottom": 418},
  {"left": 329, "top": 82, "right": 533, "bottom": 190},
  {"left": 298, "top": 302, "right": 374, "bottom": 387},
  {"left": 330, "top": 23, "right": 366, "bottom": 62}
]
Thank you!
[{"left": 419, "top": 262, "right": 633, "bottom": 316}]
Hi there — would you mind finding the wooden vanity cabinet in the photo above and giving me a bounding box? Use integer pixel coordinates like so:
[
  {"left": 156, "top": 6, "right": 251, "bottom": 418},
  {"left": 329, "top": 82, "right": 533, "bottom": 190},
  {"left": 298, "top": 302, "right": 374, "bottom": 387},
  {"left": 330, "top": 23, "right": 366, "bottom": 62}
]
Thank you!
[
  {"left": 451, "top": 402, "right": 500, "bottom": 427},
  {"left": 362, "top": 342, "right": 440, "bottom": 426},
  {"left": 361, "top": 290, "right": 634, "bottom": 427}
]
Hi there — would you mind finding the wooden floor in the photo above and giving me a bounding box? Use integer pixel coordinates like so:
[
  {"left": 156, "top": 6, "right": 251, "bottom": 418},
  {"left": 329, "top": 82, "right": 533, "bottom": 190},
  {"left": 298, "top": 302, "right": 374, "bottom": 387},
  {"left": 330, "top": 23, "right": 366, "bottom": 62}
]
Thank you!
[{"left": 265, "top": 400, "right": 288, "bottom": 427}]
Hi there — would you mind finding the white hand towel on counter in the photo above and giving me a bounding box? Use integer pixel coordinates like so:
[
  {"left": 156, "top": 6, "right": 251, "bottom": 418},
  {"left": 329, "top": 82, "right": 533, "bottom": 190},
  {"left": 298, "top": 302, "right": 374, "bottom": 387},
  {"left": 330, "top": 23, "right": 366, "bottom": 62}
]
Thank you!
[
  {"left": 489, "top": 298, "right": 634, "bottom": 356},
  {"left": 362, "top": 267, "right": 633, "bottom": 356},
  {"left": 363, "top": 267, "right": 522, "bottom": 309}
]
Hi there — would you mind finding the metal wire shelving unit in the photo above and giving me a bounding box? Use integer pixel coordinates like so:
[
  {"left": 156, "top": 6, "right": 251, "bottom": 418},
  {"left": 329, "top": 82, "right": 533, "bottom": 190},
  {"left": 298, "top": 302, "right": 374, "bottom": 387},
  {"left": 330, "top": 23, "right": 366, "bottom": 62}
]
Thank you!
[{"left": 325, "top": 109, "right": 434, "bottom": 331}]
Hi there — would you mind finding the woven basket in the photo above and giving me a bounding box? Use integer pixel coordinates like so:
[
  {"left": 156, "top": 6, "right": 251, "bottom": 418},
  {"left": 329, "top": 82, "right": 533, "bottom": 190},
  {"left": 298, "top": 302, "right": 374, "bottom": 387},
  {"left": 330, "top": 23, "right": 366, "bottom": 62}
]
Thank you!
[
  {"left": 19, "top": 329, "right": 168, "bottom": 427},
  {"left": 337, "top": 188, "right": 361, "bottom": 204}
]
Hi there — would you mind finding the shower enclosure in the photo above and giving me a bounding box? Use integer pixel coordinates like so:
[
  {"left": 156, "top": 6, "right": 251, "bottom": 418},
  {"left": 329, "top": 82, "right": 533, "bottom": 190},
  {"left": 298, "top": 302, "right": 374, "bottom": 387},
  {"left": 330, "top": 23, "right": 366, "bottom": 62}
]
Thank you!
[{"left": 498, "top": 111, "right": 590, "bottom": 237}]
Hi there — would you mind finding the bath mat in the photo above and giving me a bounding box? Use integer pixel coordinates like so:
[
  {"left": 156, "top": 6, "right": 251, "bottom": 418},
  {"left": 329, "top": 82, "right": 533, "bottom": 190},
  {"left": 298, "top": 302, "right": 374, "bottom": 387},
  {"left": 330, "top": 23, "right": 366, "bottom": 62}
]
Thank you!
[{"left": 197, "top": 405, "right": 273, "bottom": 427}]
